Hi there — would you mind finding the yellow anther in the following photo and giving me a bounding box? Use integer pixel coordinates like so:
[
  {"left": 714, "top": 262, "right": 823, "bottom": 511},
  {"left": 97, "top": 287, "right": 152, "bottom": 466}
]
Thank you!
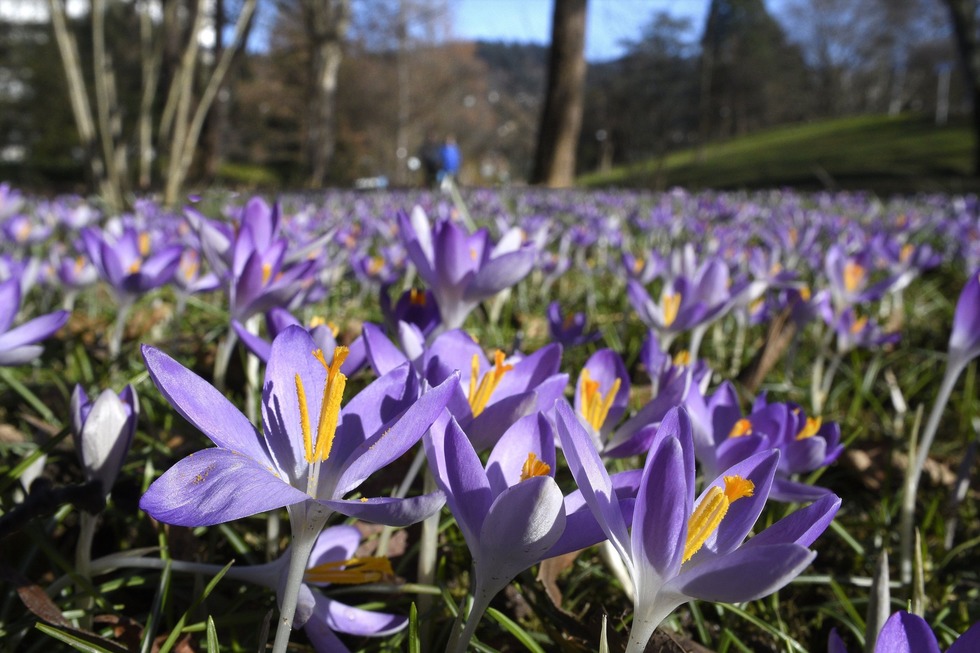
[
  {"left": 297, "top": 347, "right": 349, "bottom": 464},
  {"left": 579, "top": 368, "right": 621, "bottom": 432},
  {"left": 127, "top": 260, "right": 142, "bottom": 274},
  {"left": 683, "top": 475, "right": 754, "bottom": 563},
  {"left": 304, "top": 556, "right": 395, "bottom": 585},
  {"left": 662, "top": 292, "right": 682, "bottom": 327},
  {"left": 728, "top": 418, "right": 753, "bottom": 438},
  {"left": 900, "top": 244, "right": 914, "bottom": 263},
  {"left": 673, "top": 350, "right": 691, "bottom": 367},
  {"left": 633, "top": 258, "right": 645, "bottom": 274},
  {"left": 469, "top": 247, "right": 478, "bottom": 261},
  {"left": 309, "top": 316, "right": 327, "bottom": 328},
  {"left": 843, "top": 261, "right": 865, "bottom": 293},
  {"left": 74, "top": 256, "right": 87, "bottom": 274},
  {"left": 468, "top": 350, "right": 513, "bottom": 417},
  {"left": 367, "top": 256, "right": 385, "bottom": 275},
  {"left": 562, "top": 312, "right": 577, "bottom": 330},
  {"left": 799, "top": 286, "right": 812, "bottom": 302},
  {"left": 181, "top": 255, "right": 199, "bottom": 281},
  {"left": 520, "top": 452, "right": 551, "bottom": 481},
  {"left": 850, "top": 316, "right": 868, "bottom": 334},
  {"left": 770, "top": 262, "right": 783, "bottom": 276},
  {"left": 15, "top": 222, "right": 30, "bottom": 242},
  {"left": 409, "top": 288, "right": 427, "bottom": 306},
  {"left": 788, "top": 228, "right": 799, "bottom": 245},
  {"left": 749, "top": 297, "right": 765, "bottom": 314},
  {"left": 138, "top": 232, "right": 151, "bottom": 256},
  {"left": 261, "top": 262, "right": 273, "bottom": 285},
  {"left": 796, "top": 416, "right": 823, "bottom": 440}
]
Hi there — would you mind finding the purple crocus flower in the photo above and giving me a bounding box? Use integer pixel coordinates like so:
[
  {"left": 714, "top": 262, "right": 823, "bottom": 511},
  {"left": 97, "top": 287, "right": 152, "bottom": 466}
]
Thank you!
[
  {"left": 232, "top": 525, "right": 408, "bottom": 653},
  {"left": 949, "top": 269, "right": 980, "bottom": 366},
  {"left": 71, "top": 384, "right": 139, "bottom": 497},
  {"left": 555, "top": 401, "right": 840, "bottom": 653},
  {"left": 688, "top": 382, "right": 843, "bottom": 502},
  {"left": 140, "top": 325, "right": 455, "bottom": 528},
  {"left": 0, "top": 276, "right": 69, "bottom": 366},
  {"left": 80, "top": 225, "right": 182, "bottom": 297},
  {"left": 424, "top": 413, "right": 566, "bottom": 651},
  {"left": 398, "top": 206, "right": 536, "bottom": 332},
  {"left": 547, "top": 301, "right": 600, "bottom": 348},
  {"left": 829, "top": 611, "right": 980, "bottom": 653}
]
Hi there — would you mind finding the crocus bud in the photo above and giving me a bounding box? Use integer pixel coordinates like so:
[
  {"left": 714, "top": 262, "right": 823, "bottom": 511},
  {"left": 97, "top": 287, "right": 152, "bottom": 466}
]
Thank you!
[
  {"left": 71, "top": 385, "right": 138, "bottom": 497},
  {"left": 950, "top": 269, "right": 980, "bottom": 363}
]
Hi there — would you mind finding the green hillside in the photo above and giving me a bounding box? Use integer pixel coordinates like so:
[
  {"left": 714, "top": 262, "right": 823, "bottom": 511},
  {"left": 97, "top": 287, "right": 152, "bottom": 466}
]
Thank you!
[{"left": 580, "top": 114, "right": 978, "bottom": 194}]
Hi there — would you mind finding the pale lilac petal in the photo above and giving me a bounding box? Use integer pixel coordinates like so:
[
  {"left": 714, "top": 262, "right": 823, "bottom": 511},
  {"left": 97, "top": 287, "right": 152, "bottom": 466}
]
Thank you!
[
  {"left": 950, "top": 269, "right": 980, "bottom": 358},
  {"left": 362, "top": 322, "right": 408, "bottom": 376},
  {"left": 139, "top": 448, "right": 309, "bottom": 526},
  {"left": 476, "top": 476, "right": 566, "bottom": 595},
  {"left": 768, "top": 478, "right": 835, "bottom": 503},
  {"left": 308, "top": 525, "right": 362, "bottom": 567},
  {"left": 554, "top": 399, "right": 632, "bottom": 564},
  {"left": 702, "top": 450, "right": 778, "bottom": 556},
  {"left": 0, "top": 310, "right": 69, "bottom": 352},
  {"left": 466, "top": 391, "right": 538, "bottom": 451},
  {"left": 441, "top": 416, "right": 492, "bottom": 546},
  {"left": 464, "top": 246, "right": 536, "bottom": 300},
  {"left": 321, "top": 492, "right": 445, "bottom": 526},
  {"left": 948, "top": 620, "right": 980, "bottom": 653},
  {"left": 745, "top": 494, "right": 841, "bottom": 549},
  {"left": 492, "top": 343, "right": 563, "bottom": 398},
  {"left": 333, "top": 372, "right": 457, "bottom": 497},
  {"left": 668, "top": 543, "right": 816, "bottom": 602},
  {"left": 142, "top": 345, "right": 272, "bottom": 466},
  {"left": 0, "top": 278, "right": 18, "bottom": 333},
  {"left": 233, "top": 320, "right": 271, "bottom": 363},
  {"left": 828, "top": 629, "right": 849, "bottom": 653},
  {"left": 0, "top": 344, "right": 44, "bottom": 366},
  {"left": 326, "top": 363, "right": 420, "bottom": 479},
  {"left": 486, "top": 413, "right": 555, "bottom": 496},
  {"left": 304, "top": 611, "right": 352, "bottom": 653},
  {"left": 876, "top": 611, "right": 941, "bottom": 653},
  {"left": 635, "top": 436, "right": 687, "bottom": 580},
  {"left": 318, "top": 594, "right": 407, "bottom": 637}
]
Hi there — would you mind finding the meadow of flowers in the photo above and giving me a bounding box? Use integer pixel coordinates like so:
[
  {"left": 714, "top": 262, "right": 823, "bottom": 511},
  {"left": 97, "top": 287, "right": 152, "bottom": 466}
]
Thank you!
[{"left": 0, "top": 180, "right": 979, "bottom": 653}]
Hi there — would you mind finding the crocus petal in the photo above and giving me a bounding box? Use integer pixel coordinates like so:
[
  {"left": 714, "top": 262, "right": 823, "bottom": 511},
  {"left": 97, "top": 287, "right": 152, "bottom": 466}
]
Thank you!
[
  {"left": 464, "top": 246, "right": 536, "bottom": 301},
  {"left": 0, "top": 310, "right": 69, "bottom": 352},
  {"left": 332, "top": 372, "right": 458, "bottom": 497},
  {"left": 476, "top": 475, "right": 566, "bottom": 596},
  {"left": 668, "top": 543, "right": 816, "bottom": 603},
  {"left": 486, "top": 413, "right": 555, "bottom": 496},
  {"left": 701, "top": 450, "right": 778, "bottom": 556},
  {"left": 320, "top": 492, "right": 446, "bottom": 526},
  {"left": 950, "top": 270, "right": 980, "bottom": 359},
  {"left": 745, "top": 493, "right": 841, "bottom": 549},
  {"left": 828, "top": 629, "right": 849, "bottom": 653},
  {"left": 768, "top": 478, "right": 835, "bottom": 503},
  {"left": 440, "top": 415, "right": 493, "bottom": 547},
  {"left": 362, "top": 322, "right": 409, "bottom": 376},
  {"left": 308, "top": 525, "right": 363, "bottom": 567},
  {"left": 303, "top": 608, "right": 353, "bottom": 653},
  {"left": 0, "top": 344, "right": 44, "bottom": 366},
  {"left": 875, "top": 611, "right": 941, "bottom": 653},
  {"left": 948, "top": 620, "right": 980, "bottom": 653},
  {"left": 554, "top": 399, "right": 632, "bottom": 567},
  {"left": 467, "top": 391, "right": 539, "bottom": 451},
  {"left": 140, "top": 448, "right": 309, "bottom": 526},
  {"left": 142, "top": 345, "right": 272, "bottom": 467},
  {"left": 0, "top": 278, "right": 18, "bottom": 333},
  {"left": 76, "top": 388, "right": 136, "bottom": 492},
  {"left": 232, "top": 319, "right": 272, "bottom": 363},
  {"left": 318, "top": 594, "right": 407, "bottom": 637},
  {"left": 634, "top": 435, "right": 687, "bottom": 581}
]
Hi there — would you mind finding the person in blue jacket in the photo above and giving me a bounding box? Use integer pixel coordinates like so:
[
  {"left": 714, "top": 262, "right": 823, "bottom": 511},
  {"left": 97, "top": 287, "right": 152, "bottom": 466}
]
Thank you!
[{"left": 439, "top": 134, "right": 461, "bottom": 185}]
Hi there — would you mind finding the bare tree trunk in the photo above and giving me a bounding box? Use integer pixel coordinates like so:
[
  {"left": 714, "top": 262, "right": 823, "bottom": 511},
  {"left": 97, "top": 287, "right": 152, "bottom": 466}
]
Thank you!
[
  {"left": 305, "top": 0, "right": 351, "bottom": 188},
  {"left": 47, "top": 0, "right": 121, "bottom": 209},
  {"left": 531, "top": 0, "right": 588, "bottom": 188},
  {"left": 944, "top": 0, "right": 980, "bottom": 176},
  {"left": 163, "top": 0, "right": 257, "bottom": 205},
  {"left": 138, "top": 0, "right": 165, "bottom": 190},
  {"left": 92, "top": 0, "right": 128, "bottom": 203}
]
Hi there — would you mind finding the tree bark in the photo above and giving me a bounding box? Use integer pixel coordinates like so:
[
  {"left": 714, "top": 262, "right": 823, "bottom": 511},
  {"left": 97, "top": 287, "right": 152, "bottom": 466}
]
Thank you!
[
  {"left": 944, "top": 0, "right": 980, "bottom": 176},
  {"left": 305, "top": 0, "right": 351, "bottom": 188},
  {"left": 531, "top": 0, "right": 588, "bottom": 188}
]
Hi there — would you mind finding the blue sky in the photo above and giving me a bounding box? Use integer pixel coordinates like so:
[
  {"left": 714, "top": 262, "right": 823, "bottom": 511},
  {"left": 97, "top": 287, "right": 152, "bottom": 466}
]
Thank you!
[{"left": 452, "top": 0, "right": 713, "bottom": 62}]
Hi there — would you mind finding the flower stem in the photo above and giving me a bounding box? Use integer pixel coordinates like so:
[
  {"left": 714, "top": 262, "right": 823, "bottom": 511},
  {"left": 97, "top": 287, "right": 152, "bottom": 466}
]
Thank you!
[
  {"left": 213, "top": 328, "right": 238, "bottom": 392},
  {"left": 75, "top": 511, "right": 98, "bottom": 629},
  {"left": 271, "top": 503, "right": 330, "bottom": 653},
  {"left": 108, "top": 299, "right": 133, "bottom": 359},
  {"left": 899, "top": 358, "right": 965, "bottom": 585}
]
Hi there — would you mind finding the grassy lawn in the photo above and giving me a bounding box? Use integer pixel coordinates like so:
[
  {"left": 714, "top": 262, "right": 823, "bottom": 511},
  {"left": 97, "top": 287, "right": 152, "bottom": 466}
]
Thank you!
[{"left": 581, "top": 114, "right": 979, "bottom": 194}]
